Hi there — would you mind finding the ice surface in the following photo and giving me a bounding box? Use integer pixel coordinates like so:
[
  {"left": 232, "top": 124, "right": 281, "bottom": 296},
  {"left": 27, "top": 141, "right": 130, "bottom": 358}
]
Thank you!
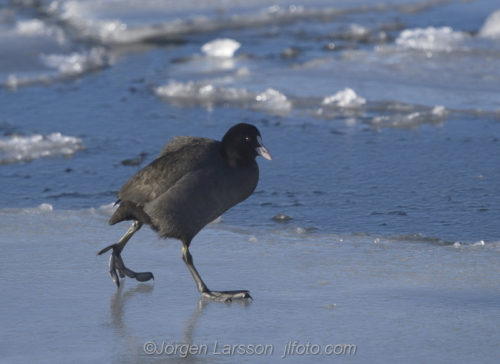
[
  {"left": 1, "top": 0, "right": 498, "bottom": 110},
  {"left": 479, "top": 9, "right": 500, "bottom": 38},
  {"left": 201, "top": 38, "right": 241, "bottom": 58},
  {"left": 0, "top": 19, "right": 68, "bottom": 87},
  {"left": 156, "top": 81, "right": 291, "bottom": 115},
  {"left": 3, "top": 48, "right": 112, "bottom": 89},
  {"left": 60, "top": 1, "right": 136, "bottom": 44},
  {"left": 0, "top": 133, "right": 85, "bottom": 164},
  {"left": 1, "top": 208, "right": 500, "bottom": 364},
  {"left": 1, "top": 203, "right": 54, "bottom": 214},
  {"left": 55, "top": 0, "right": 354, "bottom": 44},
  {"left": 12, "top": 18, "right": 67, "bottom": 44},
  {"left": 2, "top": 1, "right": 500, "bottom": 363},
  {"left": 0, "top": 16, "right": 112, "bottom": 88},
  {"left": 369, "top": 105, "right": 448, "bottom": 129},
  {"left": 41, "top": 47, "right": 112, "bottom": 76},
  {"left": 55, "top": 0, "right": 450, "bottom": 45}
]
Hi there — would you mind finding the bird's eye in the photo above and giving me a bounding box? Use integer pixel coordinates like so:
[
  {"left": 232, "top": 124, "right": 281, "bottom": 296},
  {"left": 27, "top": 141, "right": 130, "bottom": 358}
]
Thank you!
[{"left": 245, "top": 136, "right": 252, "bottom": 142}]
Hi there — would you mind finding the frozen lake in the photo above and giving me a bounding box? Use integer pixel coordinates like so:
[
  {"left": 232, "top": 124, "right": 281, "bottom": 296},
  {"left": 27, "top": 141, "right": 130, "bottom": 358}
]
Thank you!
[
  {"left": 1, "top": 0, "right": 500, "bottom": 363},
  {"left": 2, "top": 207, "right": 500, "bottom": 363}
]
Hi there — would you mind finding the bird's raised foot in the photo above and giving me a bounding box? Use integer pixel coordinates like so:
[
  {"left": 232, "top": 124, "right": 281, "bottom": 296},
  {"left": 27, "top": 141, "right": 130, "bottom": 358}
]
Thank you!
[
  {"left": 202, "top": 290, "right": 252, "bottom": 302},
  {"left": 98, "top": 244, "right": 154, "bottom": 288}
]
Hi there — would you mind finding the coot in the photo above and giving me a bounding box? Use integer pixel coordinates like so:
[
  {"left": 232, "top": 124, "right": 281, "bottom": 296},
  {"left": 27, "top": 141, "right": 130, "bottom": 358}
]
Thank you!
[{"left": 98, "top": 123, "right": 272, "bottom": 301}]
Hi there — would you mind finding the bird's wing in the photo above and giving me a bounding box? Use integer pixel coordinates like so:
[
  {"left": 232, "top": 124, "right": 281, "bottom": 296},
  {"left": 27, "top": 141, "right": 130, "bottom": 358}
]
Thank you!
[{"left": 117, "top": 137, "right": 219, "bottom": 206}]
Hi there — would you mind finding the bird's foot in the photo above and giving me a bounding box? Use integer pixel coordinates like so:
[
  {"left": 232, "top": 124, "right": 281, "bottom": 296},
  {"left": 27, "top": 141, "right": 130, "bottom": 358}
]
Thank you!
[
  {"left": 97, "top": 244, "right": 154, "bottom": 288},
  {"left": 202, "top": 290, "right": 252, "bottom": 302}
]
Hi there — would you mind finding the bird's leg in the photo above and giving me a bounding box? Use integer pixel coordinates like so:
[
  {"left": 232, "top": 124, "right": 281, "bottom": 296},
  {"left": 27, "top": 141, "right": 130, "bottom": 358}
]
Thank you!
[
  {"left": 181, "top": 245, "right": 252, "bottom": 302},
  {"left": 97, "top": 221, "right": 154, "bottom": 287}
]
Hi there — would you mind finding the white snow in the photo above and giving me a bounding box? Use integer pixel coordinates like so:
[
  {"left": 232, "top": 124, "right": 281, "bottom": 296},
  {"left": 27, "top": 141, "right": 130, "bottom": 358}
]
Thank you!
[
  {"left": 156, "top": 81, "right": 291, "bottom": 115},
  {"left": 431, "top": 105, "right": 448, "bottom": 117},
  {"left": 201, "top": 38, "right": 241, "bottom": 58},
  {"left": 15, "top": 19, "right": 49, "bottom": 35},
  {"left": 479, "top": 10, "right": 500, "bottom": 38},
  {"left": 0, "top": 133, "right": 85, "bottom": 164},
  {"left": 41, "top": 48, "right": 111, "bottom": 76},
  {"left": 322, "top": 88, "right": 366, "bottom": 107},
  {"left": 253, "top": 88, "right": 291, "bottom": 113},
  {"left": 395, "top": 27, "right": 468, "bottom": 52},
  {"left": 56, "top": 0, "right": 345, "bottom": 44},
  {"left": 370, "top": 105, "right": 448, "bottom": 129}
]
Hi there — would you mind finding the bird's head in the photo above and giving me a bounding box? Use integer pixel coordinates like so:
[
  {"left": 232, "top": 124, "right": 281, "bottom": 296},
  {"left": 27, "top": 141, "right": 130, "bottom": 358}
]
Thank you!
[{"left": 221, "top": 123, "right": 272, "bottom": 165}]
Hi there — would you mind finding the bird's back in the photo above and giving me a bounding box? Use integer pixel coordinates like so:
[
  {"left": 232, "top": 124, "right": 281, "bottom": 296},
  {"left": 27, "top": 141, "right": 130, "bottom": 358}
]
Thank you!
[{"left": 109, "top": 136, "right": 259, "bottom": 241}]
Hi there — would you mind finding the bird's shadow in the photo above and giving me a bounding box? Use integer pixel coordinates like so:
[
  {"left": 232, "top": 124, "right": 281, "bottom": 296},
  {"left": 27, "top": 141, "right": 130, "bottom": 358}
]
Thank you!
[
  {"left": 108, "top": 282, "right": 252, "bottom": 356},
  {"left": 182, "top": 296, "right": 252, "bottom": 343},
  {"left": 109, "top": 282, "right": 155, "bottom": 329}
]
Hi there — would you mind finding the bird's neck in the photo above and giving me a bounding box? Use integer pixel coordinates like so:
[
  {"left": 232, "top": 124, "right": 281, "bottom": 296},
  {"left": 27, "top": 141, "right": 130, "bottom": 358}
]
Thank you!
[{"left": 221, "top": 147, "right": 254, "bottom": 168}]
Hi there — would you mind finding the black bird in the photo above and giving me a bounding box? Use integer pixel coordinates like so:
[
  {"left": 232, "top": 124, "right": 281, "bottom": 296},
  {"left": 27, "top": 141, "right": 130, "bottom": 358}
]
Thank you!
[{"left": 98, "top": 123, "right": 272, "bottom": 301}]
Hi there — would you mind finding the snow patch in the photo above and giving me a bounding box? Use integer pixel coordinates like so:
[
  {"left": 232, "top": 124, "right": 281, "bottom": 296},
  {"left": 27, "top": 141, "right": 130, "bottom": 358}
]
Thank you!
[
  {"left": 37, "top": 203, "right": 54, "bottom": 211},
  {"left": 0, "top": 133, "right": 85, "bottom": 164},
  {"left": 323, "top": 88, "right": 366, "bottom": 107},
  {"left": 16, "top": 19, "right": 49, "bottom": 35},
  {"left": 201, "top": 38, "right": 241, "bottom": 58},
  {"left": 156, "top": 81, "right": 291, "bottom": 115},
  {"left": 41, "top": 47, "right": 111, "bottom": 76},
  {"left": 370, "top": 106, "right": 448, "bottom": 129},
  {"left": 395, "top": 27, "right": 468, "bottom": 52},
  {"left": 479, "top": 10, "right": 500, "bottom": 38}
]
